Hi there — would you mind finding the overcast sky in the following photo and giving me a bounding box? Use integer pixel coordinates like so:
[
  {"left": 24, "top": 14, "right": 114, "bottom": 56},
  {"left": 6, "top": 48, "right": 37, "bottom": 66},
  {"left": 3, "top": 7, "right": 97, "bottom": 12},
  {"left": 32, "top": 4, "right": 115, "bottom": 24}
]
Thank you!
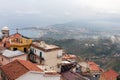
[{"left": 0, "top": 0, "right": 120, "bottom": 28}]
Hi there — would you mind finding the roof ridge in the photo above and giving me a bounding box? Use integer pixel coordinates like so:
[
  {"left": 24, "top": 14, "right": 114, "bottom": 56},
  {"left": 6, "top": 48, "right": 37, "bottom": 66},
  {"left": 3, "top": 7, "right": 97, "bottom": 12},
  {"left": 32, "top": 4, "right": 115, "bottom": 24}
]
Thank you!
[
  {"left": 9, "top": 32, "right": 22, "bottom": 37},
  {"left": 0, "top": 59, "right": 30, "bottom": 80},
  {"left": 16, "top": 59, "right": 43, "bottom": 72},
  {"left": 16, "top": 59, "right": 32, "bottom": 71}
]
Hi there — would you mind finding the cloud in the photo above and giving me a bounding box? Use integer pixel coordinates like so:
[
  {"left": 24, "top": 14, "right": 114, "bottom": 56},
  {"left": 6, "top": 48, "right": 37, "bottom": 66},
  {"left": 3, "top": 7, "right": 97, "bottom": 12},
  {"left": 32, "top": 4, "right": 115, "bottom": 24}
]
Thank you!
[
  {"left": 15, "top": 10, "right": 41, "bottom": 15},
  {"left": 64, "top": 12, "right": 71, "bottom": 16},
  {"left": 79, "top": 0, "right": 120, "bottom": 14},
  {"left": 0, "top": 0, "right": 120, "bottom": 25}
]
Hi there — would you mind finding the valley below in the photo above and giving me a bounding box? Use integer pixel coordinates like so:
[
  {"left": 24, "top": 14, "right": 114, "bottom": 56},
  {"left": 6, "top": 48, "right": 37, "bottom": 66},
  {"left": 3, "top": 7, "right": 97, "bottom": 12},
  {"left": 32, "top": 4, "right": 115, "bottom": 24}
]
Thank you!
[{"left": 37, "top": 37, "right": 120, "bottom": 73}]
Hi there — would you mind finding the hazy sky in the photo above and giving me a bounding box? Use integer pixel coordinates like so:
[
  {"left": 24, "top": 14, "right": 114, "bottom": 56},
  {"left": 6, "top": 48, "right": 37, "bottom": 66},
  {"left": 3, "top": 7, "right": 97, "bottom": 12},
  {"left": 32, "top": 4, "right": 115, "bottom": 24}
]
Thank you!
[{"left": 0, "top": 0, "right": 120, "bottom": 28}]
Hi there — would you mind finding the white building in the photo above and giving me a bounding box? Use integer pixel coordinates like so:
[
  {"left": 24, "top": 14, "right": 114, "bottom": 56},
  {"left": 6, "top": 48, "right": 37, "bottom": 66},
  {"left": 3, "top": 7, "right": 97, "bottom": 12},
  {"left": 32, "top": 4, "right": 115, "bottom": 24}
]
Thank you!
[
  {"left": 1, "top": 26, "right": 9, "bottom": 38},
  {"left": 29, "top": 41, "right": 63, "bottom": 72}
]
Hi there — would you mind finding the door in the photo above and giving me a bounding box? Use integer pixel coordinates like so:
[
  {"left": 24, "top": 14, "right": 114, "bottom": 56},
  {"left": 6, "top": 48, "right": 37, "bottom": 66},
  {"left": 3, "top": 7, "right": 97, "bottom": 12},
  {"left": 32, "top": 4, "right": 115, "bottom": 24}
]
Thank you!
[
  {"left": 24, "top": 48, "right": 27, "bottom": 52},
  {"left": 13, "top": 48, "right": 17, "bottom": 51}
]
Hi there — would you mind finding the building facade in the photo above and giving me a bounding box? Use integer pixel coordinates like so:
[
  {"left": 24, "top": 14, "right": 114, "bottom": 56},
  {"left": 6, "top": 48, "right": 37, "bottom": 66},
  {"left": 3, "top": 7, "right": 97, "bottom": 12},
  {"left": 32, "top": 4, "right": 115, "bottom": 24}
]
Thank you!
[
  {"left": 0, "top": 49, "right": 27, "bottom": 65},
  {"left": 2, "top": 33, "right": 32, "bottom": 53},
  {"left": 29, "top": 41, "right": 63, "bottom": 72},
  {"left": 1, "top": 26, "right": 9, "bottom": 38}
]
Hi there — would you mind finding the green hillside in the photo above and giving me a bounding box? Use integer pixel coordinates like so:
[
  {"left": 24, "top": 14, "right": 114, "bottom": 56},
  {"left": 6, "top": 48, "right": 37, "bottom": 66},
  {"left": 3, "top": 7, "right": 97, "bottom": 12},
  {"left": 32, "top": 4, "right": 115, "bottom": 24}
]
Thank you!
[{"left": 39, "top": 37, "right": 120, "bottom": 72}]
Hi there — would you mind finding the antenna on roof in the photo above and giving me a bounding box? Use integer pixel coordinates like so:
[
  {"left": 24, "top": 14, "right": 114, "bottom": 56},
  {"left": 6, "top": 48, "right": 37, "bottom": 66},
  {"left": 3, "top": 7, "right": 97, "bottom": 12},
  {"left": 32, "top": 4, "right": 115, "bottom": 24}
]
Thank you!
[{"left": 16, "top": 28, "right": 18, "bottom": 33}]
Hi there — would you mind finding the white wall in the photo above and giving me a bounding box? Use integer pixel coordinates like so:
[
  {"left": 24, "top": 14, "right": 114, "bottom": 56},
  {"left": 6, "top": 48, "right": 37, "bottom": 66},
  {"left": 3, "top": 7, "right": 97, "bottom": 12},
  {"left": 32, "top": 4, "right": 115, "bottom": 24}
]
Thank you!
[
  {"left": 31, "top": 46, "right": 63, "bottom": 72},
  {"left": 12, "top": 54, "right": 27, "bottom": 61},
  {"left": 16, "top": 72, "right": 60, "bottom": 80},
  {"left": 0, "top": 55, "right": 9, "bottom": 65},
  {"left": 0, "top": 54, "right": 27, "bottom": 65},
  {"left": 31, "top": 47, "right": 45, "bottom": 58}
]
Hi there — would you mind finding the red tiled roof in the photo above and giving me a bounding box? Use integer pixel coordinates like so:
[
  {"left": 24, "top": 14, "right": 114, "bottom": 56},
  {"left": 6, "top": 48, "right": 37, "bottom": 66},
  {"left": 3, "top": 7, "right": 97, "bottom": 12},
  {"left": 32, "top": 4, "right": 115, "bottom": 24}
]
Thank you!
[
  {"left": 0, "top": 59, "right": 43, "bottom": 80},
  {"left": 8, "top": 33, "right": 31, "bottom": 39},
  {"left": 88, "top": 61, "right": 101, "bottom": 71},
  {"left": 2, "top": 33, "right": 22, "bottom": 43},
  {"left": 102, "top": 69, "right": 119, "bottom": 80},
  {"left": 1, "top": 33, "right": 32, "bottom": 48},
  {"left": 61, "top": 71, "right": 86, "bottom": 80},
  {"left": 9, "top": 33, "right": 22, "bottom": 38},
  {"left": 17, "top": 59, "right": 42, "bottom": 71}
]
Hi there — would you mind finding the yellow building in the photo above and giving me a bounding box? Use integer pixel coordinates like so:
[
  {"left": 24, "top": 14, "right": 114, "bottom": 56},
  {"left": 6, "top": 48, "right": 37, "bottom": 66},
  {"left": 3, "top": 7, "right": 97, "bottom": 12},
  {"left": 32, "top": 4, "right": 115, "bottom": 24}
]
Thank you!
[{"left": 2, "top": 33, "right": 32, "bottom": 53}]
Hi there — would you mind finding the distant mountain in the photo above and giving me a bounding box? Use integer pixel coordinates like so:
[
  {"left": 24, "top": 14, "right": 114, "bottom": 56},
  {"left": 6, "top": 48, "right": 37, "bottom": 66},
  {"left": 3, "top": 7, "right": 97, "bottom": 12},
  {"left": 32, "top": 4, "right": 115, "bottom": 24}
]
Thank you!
[
  {"left": 52, "top": 20, "right": 120, "bottom": 32},
  {"left": 42, "top": 20, "right": 120, "bottom": 39},
  {"left": 8, "top": 20, "right": 120, "bottom": 39}
]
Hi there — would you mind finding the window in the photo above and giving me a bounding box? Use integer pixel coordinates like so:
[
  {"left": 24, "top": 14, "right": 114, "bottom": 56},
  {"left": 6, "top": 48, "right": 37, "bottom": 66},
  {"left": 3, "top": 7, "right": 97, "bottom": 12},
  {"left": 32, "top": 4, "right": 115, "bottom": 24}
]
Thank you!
[
  {"left": 30, "top": 48, "right": 34, "bottom": 54},
  {"left": 16, "top": 38, "right": 19, "bottom": 42},
  {"left": 40, "top": 52, "right": 42, "bottom": 58},
  {"left": 4, "top": 43, "right": 6, "bottom": 47},
  {"left": 57, "top": 64, "right": 60, "bottom": 68},
  {"left": 13, "top": 48, "right": 17, "bottom": 51},
  {"left": 2, "top": 58, "right": 3, "bottom": 61},
  {"left": 24, "top": 48, "right": 27, "bottom": 52}
]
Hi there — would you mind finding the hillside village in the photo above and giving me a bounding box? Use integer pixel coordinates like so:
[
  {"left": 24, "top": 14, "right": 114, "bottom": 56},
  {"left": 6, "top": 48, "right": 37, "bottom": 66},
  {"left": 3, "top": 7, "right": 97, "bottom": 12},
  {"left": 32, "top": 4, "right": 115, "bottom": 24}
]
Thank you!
[{"left": 0, "top": 26, "right": 119, "bottom": 80}]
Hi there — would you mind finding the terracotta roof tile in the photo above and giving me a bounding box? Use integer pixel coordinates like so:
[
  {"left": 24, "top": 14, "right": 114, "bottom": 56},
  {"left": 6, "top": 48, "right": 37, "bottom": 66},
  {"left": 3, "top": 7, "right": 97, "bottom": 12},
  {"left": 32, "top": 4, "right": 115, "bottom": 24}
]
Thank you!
[
  {"left": 8, "top": 33, "right": 31, "bottom": 39},
  {"left": 17, "top": 59, "right": 42, "bottom": 71},
  {"left": 102, "top": 69, "right": 119, "bottom": 80},
  {"left": 88, "top": 61, "right": 101, "bottom": 71},
  {"left": 0, "top": 59, "right": 43, "bottom": 80},
  {"left": 61, "top": 71, "right": 86, "bottom": 80}
]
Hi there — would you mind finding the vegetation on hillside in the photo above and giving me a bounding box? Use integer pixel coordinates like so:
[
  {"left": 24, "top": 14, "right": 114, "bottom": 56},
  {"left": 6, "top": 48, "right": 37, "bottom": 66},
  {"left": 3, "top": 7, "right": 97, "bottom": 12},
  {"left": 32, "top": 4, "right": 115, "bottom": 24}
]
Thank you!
[{"left": 37, "top": 37, "right": 120, "bottom": 72}]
